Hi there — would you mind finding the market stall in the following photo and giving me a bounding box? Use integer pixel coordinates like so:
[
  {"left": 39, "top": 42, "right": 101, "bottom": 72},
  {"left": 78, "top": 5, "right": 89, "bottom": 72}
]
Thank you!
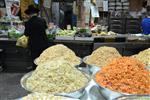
[
  {"left": 14, "top": 44, "right": 150, "bottom": 100},
  {"left": 0, "top": 35, "right": 149, "bottom": 72},
  {"left": 0, "top": 0, "right": 150, "bottom": 100}
]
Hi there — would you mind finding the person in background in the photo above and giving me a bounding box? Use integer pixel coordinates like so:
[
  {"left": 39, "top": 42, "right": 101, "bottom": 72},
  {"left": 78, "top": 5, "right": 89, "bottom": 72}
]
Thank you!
[
  {"left": 137, "top": 1, "right": 147, "bottom": 19},
  {"left": 141, "top": 6, "right": 150, "bottom": 35},
  {"left": 0, "top": 9, "right": 3, "bottom": 18},
  {"left": 24, "top": 5, "right": 49, "bottom": 70}
]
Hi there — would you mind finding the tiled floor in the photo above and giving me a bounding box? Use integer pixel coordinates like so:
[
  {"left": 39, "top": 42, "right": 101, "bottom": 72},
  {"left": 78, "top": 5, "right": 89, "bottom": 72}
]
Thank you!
[{"left": 0, "top": 73, "right": 29, "bottom": 100}]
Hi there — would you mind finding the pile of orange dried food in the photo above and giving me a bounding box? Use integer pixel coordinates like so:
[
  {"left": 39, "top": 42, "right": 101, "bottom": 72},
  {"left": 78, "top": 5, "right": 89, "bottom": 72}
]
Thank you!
[{"left": 95, "top": 57, "right": 150, "bottom": 95}]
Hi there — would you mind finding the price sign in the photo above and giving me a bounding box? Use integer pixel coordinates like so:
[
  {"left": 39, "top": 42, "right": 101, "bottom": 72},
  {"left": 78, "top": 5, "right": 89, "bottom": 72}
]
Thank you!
[{"left": 90, "top": 5, "right": 99, "bottom": 18}]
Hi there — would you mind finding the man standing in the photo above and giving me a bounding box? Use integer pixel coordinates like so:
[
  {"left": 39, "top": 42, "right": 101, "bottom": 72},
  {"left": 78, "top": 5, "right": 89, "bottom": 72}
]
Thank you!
[
  {"left": 141, "top": 6, "right": 150, "bottom": 35},
  {"left": 24, "top": 5, "right": 49, "bottom": 70}
]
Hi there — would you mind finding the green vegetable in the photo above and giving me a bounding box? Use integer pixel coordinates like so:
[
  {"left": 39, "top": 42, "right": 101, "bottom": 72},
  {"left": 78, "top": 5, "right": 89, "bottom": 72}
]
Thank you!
[
  {"left": 56, "top": 29, "right": 76, "bottom": 36},
  {"left": 8, "top": 28, "right": 22, "bottom": 39},
  {"left": 47, "top": 34, "right": 55, "bottom": 40}
]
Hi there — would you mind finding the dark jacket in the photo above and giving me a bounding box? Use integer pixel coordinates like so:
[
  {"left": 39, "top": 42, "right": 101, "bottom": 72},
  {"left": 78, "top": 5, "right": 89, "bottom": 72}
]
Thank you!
[{"left": 24, "top": 16, "right": 49, "bottom": 50}]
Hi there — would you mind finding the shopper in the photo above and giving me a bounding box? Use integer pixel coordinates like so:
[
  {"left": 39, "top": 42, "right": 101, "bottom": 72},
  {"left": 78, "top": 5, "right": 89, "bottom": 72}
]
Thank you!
[
  {"left": 141, "top": 6, "right": 150, "bottom": 35},
  {"left": 24, "top": 5, "right": 49, "bottom": 70}
]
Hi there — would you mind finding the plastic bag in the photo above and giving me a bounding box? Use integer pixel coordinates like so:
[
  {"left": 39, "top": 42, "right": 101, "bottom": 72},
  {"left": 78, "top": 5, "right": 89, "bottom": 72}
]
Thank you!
[{"left": 16, "top": 35, "right": 28, "bottom": 48}]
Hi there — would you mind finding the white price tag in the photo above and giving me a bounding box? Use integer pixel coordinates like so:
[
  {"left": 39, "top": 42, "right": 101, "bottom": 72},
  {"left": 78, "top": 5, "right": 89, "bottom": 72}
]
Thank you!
[
  {"left": 90, "top": 5, "right": 99, "bottom": 18},
  {"left": 103, "top": 1, "right": 108, "bottom": 11}
]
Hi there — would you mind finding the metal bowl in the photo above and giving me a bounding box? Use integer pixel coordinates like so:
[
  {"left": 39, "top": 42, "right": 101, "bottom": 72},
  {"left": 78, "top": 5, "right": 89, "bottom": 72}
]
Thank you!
[
  {"left": 146, "top": 66, "right": 150, "bottom": 71},
  {"left": 114, "top": 95, "right": 150, "bottom": 100},
  {"left": 92, "top": 72, "right": 131, "bottom": 100},
  {"left": 83, "top": 56, "right": 101, "bottom": 75},
  {"left": 83, "top": 56, "right": 99, "bottom": 67},
  {"left": 15, "top": 93, "right": 80, "bottom": 100},
  {"left": 76, "top": 65, "right": 100, "bottom": 76},
  {"left": 20, "top": 71, "right": 34, "bottom": 92},
  {"left": 34, "top": 58, "right": 38, "bottom": 65},
  {"left": 82, "top": 56, "right": 89, "bottom": 65},
  {"left": 20, "top": 70, "right": 90, "bottom": 99},
  {"left": 34, "top": 57, "right": 82, "bottom": 66}
]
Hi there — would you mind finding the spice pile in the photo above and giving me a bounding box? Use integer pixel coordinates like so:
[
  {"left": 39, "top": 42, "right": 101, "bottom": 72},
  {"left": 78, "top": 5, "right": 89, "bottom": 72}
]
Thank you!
[
  {"left": 26, "top": 57, "right": 88, "bottom": 94},
  {"left": 95, "top": 57, "right": 150, "bottom": 94},
  {"left": 85, "top": 46, "right": 121, "bottom": 67},
  {"left": 36, "top": 44, "right": 80, "bottom": 65},
  {"left": 132, "top": 48, "right": 150, "bottom": 66}
]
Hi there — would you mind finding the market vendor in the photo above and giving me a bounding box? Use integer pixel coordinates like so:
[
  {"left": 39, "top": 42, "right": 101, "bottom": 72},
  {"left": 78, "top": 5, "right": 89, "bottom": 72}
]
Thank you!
[
  {"left": 24, "top": 5, "right": 49, "bottom": 70},
  {"left": 141, "top": 6, "right": 150, "bottom": 35}
]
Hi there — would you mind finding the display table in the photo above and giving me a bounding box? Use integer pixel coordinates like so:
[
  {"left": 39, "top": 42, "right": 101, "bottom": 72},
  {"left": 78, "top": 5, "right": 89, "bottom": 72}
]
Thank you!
[
  {"left": 0, "top": 37, "right": 149, "bottom": 72},
  {"left": 0, "top": 38, "right": 93, "bottom": 72}
]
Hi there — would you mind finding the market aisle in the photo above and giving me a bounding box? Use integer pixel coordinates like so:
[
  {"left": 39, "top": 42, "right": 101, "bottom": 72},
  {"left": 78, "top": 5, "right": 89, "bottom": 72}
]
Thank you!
[{"left": 0, "top": 73, "right": 29, "bottom": 100}]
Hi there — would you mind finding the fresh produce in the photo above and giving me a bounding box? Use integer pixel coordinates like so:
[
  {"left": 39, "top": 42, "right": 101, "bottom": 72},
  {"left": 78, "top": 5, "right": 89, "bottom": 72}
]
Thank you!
[
  {"left": 108, "top": 31, "right": 117, "bottom": 35},
  {"left": 75, "top": 32, "right": 92, "bottom": 37},
  {"left": 0, "top": 18, "right": 11, "bottom": 30},
  {"left": 0, "top": 17, "right": 11, "bottom": 22},
  {"left": 85, "top": 46, "right": 121, "bottom": 67},
  {"left": 95, "top": 57, "right": 150, "bottom": 95},
  {"left": 47, "top": 34, "right": 55, "bottom": 40},
  {"left": 75, "top": 28, "right": 92, "bottom": 37},
  {"left": 56, "top": 29, "right": 76, "bottom": 36},
  {"left": 99, "top": 31, "right": 107, "bottom": 35},
  {"left": 0, "top": 17, "right": 23, "bottom": 32},
  {"left": 26, "top": 58, "right": 88, "bottom": 94},
  {"left": 8, "top": 27, "right": 22, "bottom": 39},
  {"left": 0, "top": 25, "right": 9, "bottom": 30},
  {"left": 91, "top": 25, "right": 108, "bottom": 32},
  {"left": 79, "top": 28, "right": 87, "bottom": 33},
  {"left": 46, "top": 28, "right": 57, "bottom": 40},
  {"left": 0, "top": 16, "right": 22, "bottom": 23},
  {"left": 93, "top": 31, "right": 117, "bottom": 36}
]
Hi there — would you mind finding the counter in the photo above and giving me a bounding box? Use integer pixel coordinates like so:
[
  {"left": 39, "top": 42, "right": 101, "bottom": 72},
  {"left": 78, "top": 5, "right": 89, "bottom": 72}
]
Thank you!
[{"left": 0, "top": 37, "right": 149, "bottom": 72}]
